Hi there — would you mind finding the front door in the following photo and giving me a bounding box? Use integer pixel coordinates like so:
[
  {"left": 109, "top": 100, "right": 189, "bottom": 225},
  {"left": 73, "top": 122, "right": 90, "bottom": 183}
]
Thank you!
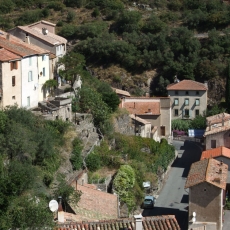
[{"left": 161, "top": 126, "right": 165, "bottom": 136}]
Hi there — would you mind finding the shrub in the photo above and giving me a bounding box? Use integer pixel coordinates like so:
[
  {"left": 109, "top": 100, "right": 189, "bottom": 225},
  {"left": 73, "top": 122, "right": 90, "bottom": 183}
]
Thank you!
[
  {"left": 85, "top": 152, "right": 101, "bottom": 172},
  {"left": 70, "top": 138, "right": 83, "bottom": 170},
  {"left": 92, "top": 8, "right": 100, "bottom": 17},
  {"left": 67, "top": 9, "right": 76, "bottom": 22}
]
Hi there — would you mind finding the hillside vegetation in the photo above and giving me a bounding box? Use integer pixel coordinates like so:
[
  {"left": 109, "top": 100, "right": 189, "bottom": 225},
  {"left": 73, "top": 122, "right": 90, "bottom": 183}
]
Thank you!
[{"left": 1, "top": 0, "right": 230, "bottom": 101}]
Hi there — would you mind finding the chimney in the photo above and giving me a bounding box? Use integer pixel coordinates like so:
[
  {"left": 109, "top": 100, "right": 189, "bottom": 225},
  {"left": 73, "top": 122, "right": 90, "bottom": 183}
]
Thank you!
[
  {"left": 6, "top": 33, "right": 10, "bottom": 40},
  {"left": 208, "top": 121, "right": 211, "bottom": 131},
  {"left": 25, "top": 35, "right": 30, "bottom": 44},
  {"left": 58, "top": 196, "right": 64, "bottom": 223},
  {"left": 134, "top": 214, "right": 142, "bottom": 230},
  {"left": 148, "top": 108, "right": 151, "bottom": 113},
  {"left": 222, "top": 113, "right": 225, "bottom": 126},
  {"left": 42, "top": 28, "right": 48, "bottom": 35}
]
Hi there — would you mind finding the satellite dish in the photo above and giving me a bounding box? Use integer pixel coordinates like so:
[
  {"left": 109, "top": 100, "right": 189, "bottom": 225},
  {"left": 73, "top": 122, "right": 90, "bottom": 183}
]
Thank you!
[{"left": 49, "top": 199, "right": 58, "bottom": 212}]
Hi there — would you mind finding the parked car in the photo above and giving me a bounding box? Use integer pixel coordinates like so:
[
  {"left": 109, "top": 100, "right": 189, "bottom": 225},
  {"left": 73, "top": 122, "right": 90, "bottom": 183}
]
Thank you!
[{"left": 142, "top": 195, "right": 155, "bottom": 209}]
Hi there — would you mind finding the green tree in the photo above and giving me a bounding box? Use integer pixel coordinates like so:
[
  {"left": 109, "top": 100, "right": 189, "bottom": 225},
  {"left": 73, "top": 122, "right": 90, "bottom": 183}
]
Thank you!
[
  {"left": 66, "top": 9, "right": 76, "bottom": 22},
  {"left": 43, "top": 79, "right": 58, "bottom": 97},
  {"left": 85, "top": 152, "right": 101, "bottom": 171},
  {"left": 226, "top": 63, "right": 230, "bottom": 113}
]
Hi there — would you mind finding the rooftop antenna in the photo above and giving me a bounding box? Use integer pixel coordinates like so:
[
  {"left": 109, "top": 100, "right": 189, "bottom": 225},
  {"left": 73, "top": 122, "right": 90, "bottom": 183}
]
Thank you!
[{"left": 49, "top": 199, "right": 58, "bottom": 212}]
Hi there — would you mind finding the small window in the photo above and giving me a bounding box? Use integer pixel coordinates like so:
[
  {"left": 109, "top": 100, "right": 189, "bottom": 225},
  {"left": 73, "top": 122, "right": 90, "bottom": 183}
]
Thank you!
[
  {"left": 174, "top": 109, "right": 179, "bottom": 116},
  {"left": 211, "top": 140, "right": 216, "bottom": 148},
  {"left": 196, "top": 91, "right": 199, "bottom": 95},
  {"left": 10, "top": 61, "right": 18, "bottom": 70},
  {"left": 28, "top": 71, "right": 33, "bottom": 82},
  {"left": 43, "top": 67, "right": 45, "bottom": 77},
  {"left": 12, "top": 96, "right": 15, "bottom": 100},
  {"left": 174, "top": 98, "right": 179, "bottom": 105},
  {"left": 175, "top": 91, "right": 178, "bottom": 95},
  {"left": 12, "top": 76, "right": 15, "bottom": 86},
  {"left": 29, "top": 57, "right": 32, "bottom": 66},
  {"left": 195, "top": 109, "right": 199, "bottom": 116},
  {"left": 195, "top": 99, "right": 200, "bottom": 106},
  {"left": 185, "top": 98, "right": 189, "bottom": 105},
  {"left": 27, "top": 96, "right": 30, "bottom": 107},
  {"left": 42, "top": 55, "right": 46, "bottom": 61},
  {"left": 185, "top": 91, "right": 189, "bottom": 95}
]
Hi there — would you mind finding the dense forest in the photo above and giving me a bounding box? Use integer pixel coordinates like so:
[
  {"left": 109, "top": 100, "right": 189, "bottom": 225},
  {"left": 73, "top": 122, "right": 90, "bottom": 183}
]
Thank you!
[{"left": 1, "top": 0, "right": 230, "bottom": 99}]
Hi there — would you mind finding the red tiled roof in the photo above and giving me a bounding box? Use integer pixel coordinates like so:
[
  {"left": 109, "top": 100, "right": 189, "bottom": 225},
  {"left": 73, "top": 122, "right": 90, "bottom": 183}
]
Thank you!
[
  {"left": 17, "top": 25, "right": 67, "bottom": 45},
  {"left": 75, "top": 184, "right": 118, "bottom": 220},
  {"left": 0, "top": 48, "right": 21, "bottom": 61},
  {"left": 28, "top": 20, "right": 56, "bottom": 27},
  {"left": 122, "top": 101, "right": 160, "bottom": 115},
  {"left": 0, "top": 36, "right": 47, "bottom": 57},
  {"left": 185, "top": 158, "right": 228, "bottom": 189},
  {"left": 167, "top": 80, "right": 207, "bottom": 91},
  {"left": 57, "top": 215, "right": 180, "bottom": 230},
  {"left": 201, "top": 146, "right": 230, "bottom": 160},
  {"left": 206, "top": 113, "right": 230, "bottom": 125}
]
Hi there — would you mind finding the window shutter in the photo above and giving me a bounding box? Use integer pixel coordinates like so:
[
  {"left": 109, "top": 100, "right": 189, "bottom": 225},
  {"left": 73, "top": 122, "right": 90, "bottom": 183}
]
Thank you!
[
  {"left": 16, "top": 61, "right": 18, "bottom": 69},
  {"left": 182, "top": 110, "right": 185, "bottom": 118},
  {"left": 189, "top": 110, "right": 192, "bottom": 118}
]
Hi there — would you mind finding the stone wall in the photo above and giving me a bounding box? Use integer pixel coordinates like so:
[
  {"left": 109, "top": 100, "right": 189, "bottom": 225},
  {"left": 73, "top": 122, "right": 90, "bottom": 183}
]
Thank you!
[{"left": 113, "top": 114, "right": 135, "bottom": 136}]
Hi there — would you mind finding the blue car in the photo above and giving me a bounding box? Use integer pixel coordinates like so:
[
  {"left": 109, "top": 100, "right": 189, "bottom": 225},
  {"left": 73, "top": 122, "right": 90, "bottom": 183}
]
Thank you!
[{"left": 142, "top": 196, "right": 155, "bottom": 209}]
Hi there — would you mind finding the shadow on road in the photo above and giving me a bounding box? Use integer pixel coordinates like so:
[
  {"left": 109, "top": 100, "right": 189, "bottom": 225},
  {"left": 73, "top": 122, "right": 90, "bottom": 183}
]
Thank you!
[
  {"left": 142, "top": 206, "right": 188, "bottom": 230},
  {"left": 171, "top": 140, "right": 203, "bottom": 177}
]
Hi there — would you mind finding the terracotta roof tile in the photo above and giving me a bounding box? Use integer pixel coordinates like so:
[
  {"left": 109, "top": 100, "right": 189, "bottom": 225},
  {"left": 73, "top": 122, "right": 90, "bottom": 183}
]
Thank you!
[
  {"left": 0, "top": 35, "right": 48, "bottom": 57},
  {"left": 201, "top": 146, "right": 230, "bottom": 160},
  {"left": 185, "top": 158, "right": 228, "bottom": 189},
  {"left": 122, "top": 101, "right": 160, "bottom": 115},
  {"left": 206, "top": 112, "right": 230, "bottom": 125},
  {"left": 167, "top": 80, "right": 207, "bottom": 91},
  {"left": 58, "top": 215, "right": 180, "bottom": 230},
  {"left": 0, "top": 48, "right": 21, "bottom": 61},
  {"left": 75, "top": 184, "right": 118, "bottom": 220}
]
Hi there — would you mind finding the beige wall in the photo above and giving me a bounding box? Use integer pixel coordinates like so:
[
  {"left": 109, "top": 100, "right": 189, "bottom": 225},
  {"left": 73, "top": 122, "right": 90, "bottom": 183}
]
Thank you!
[
  {"left": 168, "top": 90, "right": 207, "bottom": 120},
  {"left": 188, "top": 182, "right": 223, "bottom": 230},
  {"left": 29, "top": 22, "right": 55, "bottom": 34},
  {"left": 0, "top": 61, "right": 21, "bottom": 108},
  {"left": 205, "top": 130, "right": 230, "bottom": 150}
]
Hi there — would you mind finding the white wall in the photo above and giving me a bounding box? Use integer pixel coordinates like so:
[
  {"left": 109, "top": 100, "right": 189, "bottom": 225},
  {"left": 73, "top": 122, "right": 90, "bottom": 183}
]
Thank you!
[
  {"left": 38, "top": 54, "right": 50, "bottom": 101},
  {"left": 21, "top": 56, "right": 39, "bottom": 108}
]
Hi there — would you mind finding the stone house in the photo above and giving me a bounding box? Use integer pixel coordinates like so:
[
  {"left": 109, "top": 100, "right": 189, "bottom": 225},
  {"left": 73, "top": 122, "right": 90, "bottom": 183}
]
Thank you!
[
  {"left": 58, "top": 214, "right": 180, "bottom": 230},
  {"left": 204, "top": 113, "right": 230, "bottom": 150},
  {"left": 0, "top": 33, "right": 50, "bottom": 109},
  {"left": 201, "top": 146, "right": 230, "bottom": 184},
  {"left": 167, "top": 79, "right": 208, "bottom": 120},
  {"left": 185, "top": 158, "right": 228, "bottom": 230},
  {"left": 120, "top": 96, "right": 171, "bottom": 139},
  {"left": 8, "top": 20, "right": 67, "bottom": 79}
]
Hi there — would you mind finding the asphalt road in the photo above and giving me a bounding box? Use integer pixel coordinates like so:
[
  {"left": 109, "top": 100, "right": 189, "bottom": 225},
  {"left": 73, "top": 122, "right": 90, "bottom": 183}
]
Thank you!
[{"left": 142, "top": 140, "right": 203, "bottom": 230}]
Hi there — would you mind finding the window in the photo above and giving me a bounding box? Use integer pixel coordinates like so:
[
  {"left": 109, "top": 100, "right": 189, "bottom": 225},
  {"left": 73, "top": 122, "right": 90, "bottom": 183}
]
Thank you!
[
  {"left": 12, "top": 96, "right": 15, "bottom": 100},
  {"left": 10, "top": 61, "right": 18, "bottom": 70},
  {"left": 43, "top": 67, "right": 45, "bottom": 76},
  {"left": 196, "top": 91, "right": 199, "bottom": 95},
  {"left": 28, "top": 71, "right": 33, "bottom": 82},
  {"left": 27, "top": 96, "right": 30, "bottom": 107},
  {"left": 184, "top": 109, "right": 189, "bottom": 117},
  {"left": 185, "top": 98, "right": 189, "bottom": 105},
  {"left": 42, "top": 55, "right": 46, "bottom": 61},
  {"left": 195, "top": 99, "right": 200, "bottom": 106},
  {"left": 185, "top": 91, "right": 189, "bottom": 95},
  {"left": 195, "top": 109, "right": 199, "bottom": 116},
  {"left": 174, "top": 98, "right": 179, "bottom": 105},
  {"left": 174, "top": 109, "right": 179, "bottom": 116},
  {"left": 12, "top": 76, "right": 15, "bottom": 86},
  {"left": 211, "top": 140, "right": 216, "bottom": 148},
  {"left": 175, "top": 91, "right": 178, "bottom": 95},
  {"left": 29, "top": 57, "right": 32, "bottom": 66}
]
